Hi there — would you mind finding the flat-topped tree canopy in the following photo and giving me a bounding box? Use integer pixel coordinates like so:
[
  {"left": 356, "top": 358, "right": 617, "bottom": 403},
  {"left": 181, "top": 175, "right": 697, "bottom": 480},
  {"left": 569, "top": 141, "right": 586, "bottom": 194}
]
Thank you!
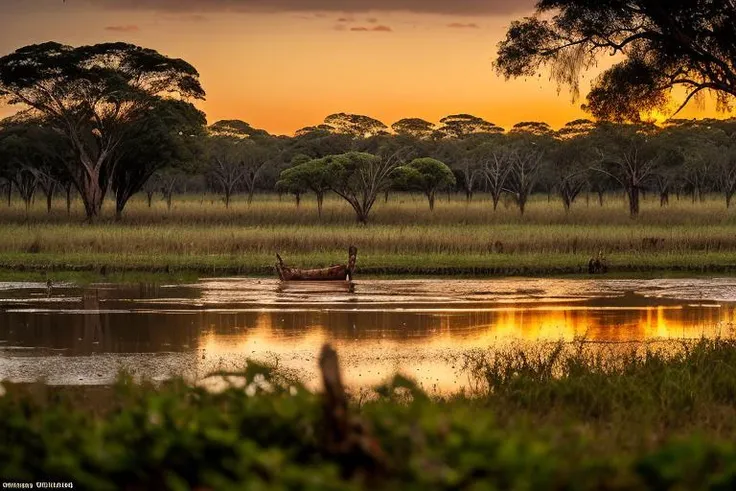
[
  {"left": 0, "top": 41, "right": 205, "bottom": 220},
  {"left": 324, "top": 113, "right": 389, "bottom": 138},
  {"left": 391, "top": 118, "right": 436, "bottom": 139},
  {"left": 436, "top": 114, "right": 504, "bottom": 139},
  {"left": 209, "top": 120, "right": 270, "bottom": 139},
  {"left": 510, "top": 121, "right": 554, "bottom": 137},
  {"left": 495, "top": 0, "right": 736, "bottom": 122}
]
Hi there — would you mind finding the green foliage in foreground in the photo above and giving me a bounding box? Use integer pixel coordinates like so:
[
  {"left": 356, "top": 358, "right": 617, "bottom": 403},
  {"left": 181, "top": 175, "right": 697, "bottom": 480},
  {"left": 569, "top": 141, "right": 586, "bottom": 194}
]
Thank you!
[{"left": 4, "top": 340, "right": 736, "bottom": 489}]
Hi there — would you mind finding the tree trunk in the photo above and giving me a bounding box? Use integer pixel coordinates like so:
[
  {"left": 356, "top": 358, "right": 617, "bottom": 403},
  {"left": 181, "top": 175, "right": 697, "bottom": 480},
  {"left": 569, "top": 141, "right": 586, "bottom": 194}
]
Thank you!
[
  {"left": 660, "top": 192, "right": 669, "bottom": 207},
  {"left": 80, "top": 167, "right": 104, "bottom": 222},
  {"left": 147, "top": 191, "right": 154, "bottom": 208},
  {"left": 295, "top": 192, "right": 301, "bottom": 208},
  {"left": 166, "top": 192, "right": 173, "bottom": 211},
  {"left": 384, "top": 189, "right": 389, "bottom": 203},
  {"left": 224, "top": 190, "right": 231, "bottom": 209},
  {"left": 597, "top": 191, "right": 604, "bottom": 207},
  {"left": 428, "top": 192, "right": 435, "bottom": 211},
  {"left": 466, "top": 190, "right": 473, "bottom": 203},
  {"left": 317, "top": 192, "right": 324, "bottom": 217},
  {"left": 628, "top": 186, "right": 640, "bottom": 217},
  {"left": 727, "top": 192, "right": 733, "bottom": 209},
  {"left": 492, "top": 194, "right": 500, "bottom": 211},
  {"left": 6, "top": 181, "right": 11, "bottom": 207},
  {"left": 65, "top": 184, "right": 73, "bottom": 215},
  {"left": 46, "top": 189, "right": 53, "bottom": 213},
  {"left": 562, "top": 194, "right": 571, "bottom": 213}
]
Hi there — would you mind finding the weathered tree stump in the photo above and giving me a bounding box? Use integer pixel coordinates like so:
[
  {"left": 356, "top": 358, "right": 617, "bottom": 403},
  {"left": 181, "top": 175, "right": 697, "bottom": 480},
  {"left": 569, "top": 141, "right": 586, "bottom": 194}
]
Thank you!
[{"left": 319, "top": 344, "right": 385, "bottom": 476}]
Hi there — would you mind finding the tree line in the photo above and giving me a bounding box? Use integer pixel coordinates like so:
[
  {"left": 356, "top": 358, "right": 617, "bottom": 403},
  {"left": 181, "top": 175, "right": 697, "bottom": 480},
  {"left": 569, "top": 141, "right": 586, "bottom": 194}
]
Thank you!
[{"left": 1, "top": 42, "right": 736, "bottom": 223}]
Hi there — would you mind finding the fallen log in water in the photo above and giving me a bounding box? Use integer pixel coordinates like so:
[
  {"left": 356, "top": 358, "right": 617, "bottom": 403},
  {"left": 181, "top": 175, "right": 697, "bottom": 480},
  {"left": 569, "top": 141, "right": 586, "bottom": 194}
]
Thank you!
[{"left": 276, "top": 246, "right": 357, "bottom": 281}]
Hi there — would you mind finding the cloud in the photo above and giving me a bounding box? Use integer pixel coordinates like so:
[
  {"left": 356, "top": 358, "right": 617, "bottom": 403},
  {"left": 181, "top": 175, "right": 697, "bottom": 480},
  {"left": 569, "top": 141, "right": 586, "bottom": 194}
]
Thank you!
[
  {"left": 55, "top": 0, "right": 535, "bottom": 16},
  {"left": 350, "top": 25, "right": 392, "bottom": 32},
  {"left": 337, "top": 16, "right": 355, "bottom": 22},
  {"left": 447, "top": 22, "right": 479, "bottom": 28},
  {"left": 104, "top": 24, "right": 140, "bottom": 32}
]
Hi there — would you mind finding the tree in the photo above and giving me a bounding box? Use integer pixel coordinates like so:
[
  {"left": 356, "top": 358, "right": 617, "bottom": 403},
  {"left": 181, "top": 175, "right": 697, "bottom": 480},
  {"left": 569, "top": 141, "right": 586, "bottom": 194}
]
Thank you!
[
  {"left": 718, "top": 141, "right": 736, "bottom": 208},
  {"left": 435, "top": 114, "right": 504, "bottom": 139},
  {"left": 679, "top": 126, "right": 726, "bottom": 203},
  {"left": 590, "top": 123, "right": 660, "bottom": 217},
  {"left": 510, "top": 121, "right": 554, "bottom": 137},
  {"left": 0, "top": 121, "right": 69, "bottom": 214},
  {"left": 208, "top": 120, "right": 270, "bottom": 139},
  {"left": 112, "top": 99, "right": 206, "bottom": 219},
  {"left": 649, "top": 131, "right": 685, "bottom": 207},
  {"left": 393, "top": 158, "right": 456, "bottom": 211},
  {"left": 324, "top": 113, "right": 388, "bottom": 137},
  {"left": 324, "top": 151, "right": 405, "bottom": 224},
  {"left": 277, "top": 157, "right": 333, "bottom": 216},
  {"left": 391, "top": 118, "right": 436, "bottom": 139},
  {"left": 502, "top": 134, "right": 549, "bottom": 215},
  {"left": 0, "top": 42, "right": 205, "bottom": 220},
  {"left": 495, "top": 1, "right": 736, "bottom": 122},
  {"left": 207, "top": 137, "right": 255, "bottom": 208},
  {"left": 206, "top": 121, "right": 275, "bottom": 207},
  {"left": 549, "top": 136, "right": 595, "bottom": 211},
  {"left": 288, "top": 126, "right": 353, "bottom": 160},
  {"left": 472, "top": 141, "right": 511, "bottom": 211},
  {"left": 557, "top": 119, "right": 597, "bottom": 140}
]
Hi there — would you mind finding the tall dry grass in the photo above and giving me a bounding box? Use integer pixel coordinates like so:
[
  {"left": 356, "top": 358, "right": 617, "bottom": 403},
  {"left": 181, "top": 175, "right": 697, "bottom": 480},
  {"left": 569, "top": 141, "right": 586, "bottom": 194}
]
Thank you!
[{"left": 2, "top": 193, "right": 736, "bottom": 258}]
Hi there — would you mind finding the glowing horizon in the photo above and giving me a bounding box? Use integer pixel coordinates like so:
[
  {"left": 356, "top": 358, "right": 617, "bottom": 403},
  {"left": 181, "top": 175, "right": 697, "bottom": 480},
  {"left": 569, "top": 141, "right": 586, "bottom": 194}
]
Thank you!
[{"left": 0, "top": 1, "right": 731, "bottom": 136}]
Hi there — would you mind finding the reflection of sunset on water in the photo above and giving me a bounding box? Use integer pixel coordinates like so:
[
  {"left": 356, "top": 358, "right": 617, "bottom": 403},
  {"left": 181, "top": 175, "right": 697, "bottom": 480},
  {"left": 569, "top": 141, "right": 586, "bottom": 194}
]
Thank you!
[
  {"left": 196, "top": 304, "right": 736, "bottom": 392},
  {"left": 2, "top": 279, "right": 736, "bottom": 392}
]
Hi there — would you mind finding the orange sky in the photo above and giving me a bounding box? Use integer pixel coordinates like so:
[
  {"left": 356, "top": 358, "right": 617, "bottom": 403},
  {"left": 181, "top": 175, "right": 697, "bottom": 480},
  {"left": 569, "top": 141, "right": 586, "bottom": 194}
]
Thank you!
[{"left": 0, "top": 1, "right": 729, "bottom": 135}]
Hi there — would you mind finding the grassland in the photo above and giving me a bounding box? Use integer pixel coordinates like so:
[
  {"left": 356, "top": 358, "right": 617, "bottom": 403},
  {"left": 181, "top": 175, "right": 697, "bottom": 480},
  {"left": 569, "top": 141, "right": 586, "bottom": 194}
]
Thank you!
[
  {"left": 3, "top": 192, "right": 736, "bottom": 278},
  {"left": 3, "top": 338, "right": 736, "bottom": 489}
]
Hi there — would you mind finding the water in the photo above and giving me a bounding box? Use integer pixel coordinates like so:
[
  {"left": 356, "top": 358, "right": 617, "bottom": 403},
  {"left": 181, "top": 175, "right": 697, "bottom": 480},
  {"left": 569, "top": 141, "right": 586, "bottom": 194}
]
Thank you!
[{"left": 1, "top": 278, "right": 735, "bottom": 393}]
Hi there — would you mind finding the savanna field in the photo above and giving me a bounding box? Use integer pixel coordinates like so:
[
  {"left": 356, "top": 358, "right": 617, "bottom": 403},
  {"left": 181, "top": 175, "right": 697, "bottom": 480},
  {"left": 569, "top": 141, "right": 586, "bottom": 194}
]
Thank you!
[{"left": 4, "top": 192, "right": 736, "bottom": 279}]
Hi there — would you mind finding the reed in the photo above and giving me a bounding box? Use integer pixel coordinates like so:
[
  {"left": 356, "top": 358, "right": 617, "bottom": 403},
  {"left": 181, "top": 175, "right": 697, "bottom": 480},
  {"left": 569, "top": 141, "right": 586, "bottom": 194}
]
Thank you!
[{"left": 2, "top": 192, "right": 736, "bottom": 276}]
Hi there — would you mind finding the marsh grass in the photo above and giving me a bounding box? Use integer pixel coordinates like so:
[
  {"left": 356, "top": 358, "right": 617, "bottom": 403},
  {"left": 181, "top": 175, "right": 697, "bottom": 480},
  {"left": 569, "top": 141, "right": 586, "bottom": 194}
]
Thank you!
[{"left": 3, "top": 192, "right": 736, "bottom": 275}]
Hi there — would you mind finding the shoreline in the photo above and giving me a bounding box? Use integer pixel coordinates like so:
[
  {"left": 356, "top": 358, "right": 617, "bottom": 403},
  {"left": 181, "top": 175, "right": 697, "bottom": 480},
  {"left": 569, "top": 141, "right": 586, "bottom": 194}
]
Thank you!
[{"left": 2, "top": 251, "right": 736, "bottom": 282}]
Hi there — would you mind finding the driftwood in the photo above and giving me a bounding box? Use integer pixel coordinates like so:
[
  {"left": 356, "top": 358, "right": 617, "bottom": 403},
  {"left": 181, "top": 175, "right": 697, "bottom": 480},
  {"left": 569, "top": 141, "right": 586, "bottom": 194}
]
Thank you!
[
  {"left": 276, "top": 246, "right": 357, "bottom": 281},
  {"left": 319, "top": 344, "right": 385, "bottom": 476}
]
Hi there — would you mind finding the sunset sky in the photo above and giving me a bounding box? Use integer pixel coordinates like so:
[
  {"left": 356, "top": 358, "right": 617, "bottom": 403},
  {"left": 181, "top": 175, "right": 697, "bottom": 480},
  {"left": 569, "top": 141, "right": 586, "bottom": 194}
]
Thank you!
[{"left": 0, "top": 0, "right": 730, "bottom": 135}]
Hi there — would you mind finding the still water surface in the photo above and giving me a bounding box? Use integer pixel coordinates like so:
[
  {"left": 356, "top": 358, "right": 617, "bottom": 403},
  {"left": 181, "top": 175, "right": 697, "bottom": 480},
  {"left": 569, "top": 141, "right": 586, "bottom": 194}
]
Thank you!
[{"left": 1, "top": 278, "right": 735, "bottom": 392}]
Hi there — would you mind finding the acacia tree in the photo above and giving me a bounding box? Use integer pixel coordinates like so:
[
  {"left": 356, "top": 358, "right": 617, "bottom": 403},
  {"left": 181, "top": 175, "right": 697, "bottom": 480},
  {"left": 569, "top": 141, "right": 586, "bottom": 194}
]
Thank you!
[
  {"left": 590, "top": 123, "right": 660, "bottom": 217},
  {"left": 0, "top": 121, "right": 68, "bottom": 213},
  {"left": 393, "top": 158, "right": 456, "bottom": 211},
  {"left": 324, "top": 113, "right": 388, "bottom": 137},
  {"left": 391, "top": 118, "right": 436, "bottom": 139},
  {"left": 472, "top": 141, "right": 511, "bottom": 211},
  {"left": 207, "top": 137, "right": 253, "bottom": 208},
  {"left": 549, "top": 137, "right": 595, "bottom": 211},
  {"left": 435, "top": 114, "right": 504, "bottom": 139},
  {"left": 112, "top": 99, "right": 206, "bottom": 219},
  {"left": 496, "top": 1, "right": 736, "bottom": 122},
  {"left": 502, "top": 134, "right": 549, "bottom": 215},
  {"left": 719, "top": 142, "right": 736, "bottom": 208},
  {"left": 0, "top": 42, "right": 205, "bottom": 220},
  {"left": 277, "top": 157, "right": 333, "bottom": 216},
  {"left": 325, "top": 151, "right": 405, "bottom": 224}
]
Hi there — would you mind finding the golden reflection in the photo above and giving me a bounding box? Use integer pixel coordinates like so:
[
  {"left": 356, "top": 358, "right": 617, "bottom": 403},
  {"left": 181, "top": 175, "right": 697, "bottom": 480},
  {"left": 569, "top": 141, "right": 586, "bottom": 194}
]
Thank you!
[{"left": 194, "top": 304, "right": 736, "bottom": 392}]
